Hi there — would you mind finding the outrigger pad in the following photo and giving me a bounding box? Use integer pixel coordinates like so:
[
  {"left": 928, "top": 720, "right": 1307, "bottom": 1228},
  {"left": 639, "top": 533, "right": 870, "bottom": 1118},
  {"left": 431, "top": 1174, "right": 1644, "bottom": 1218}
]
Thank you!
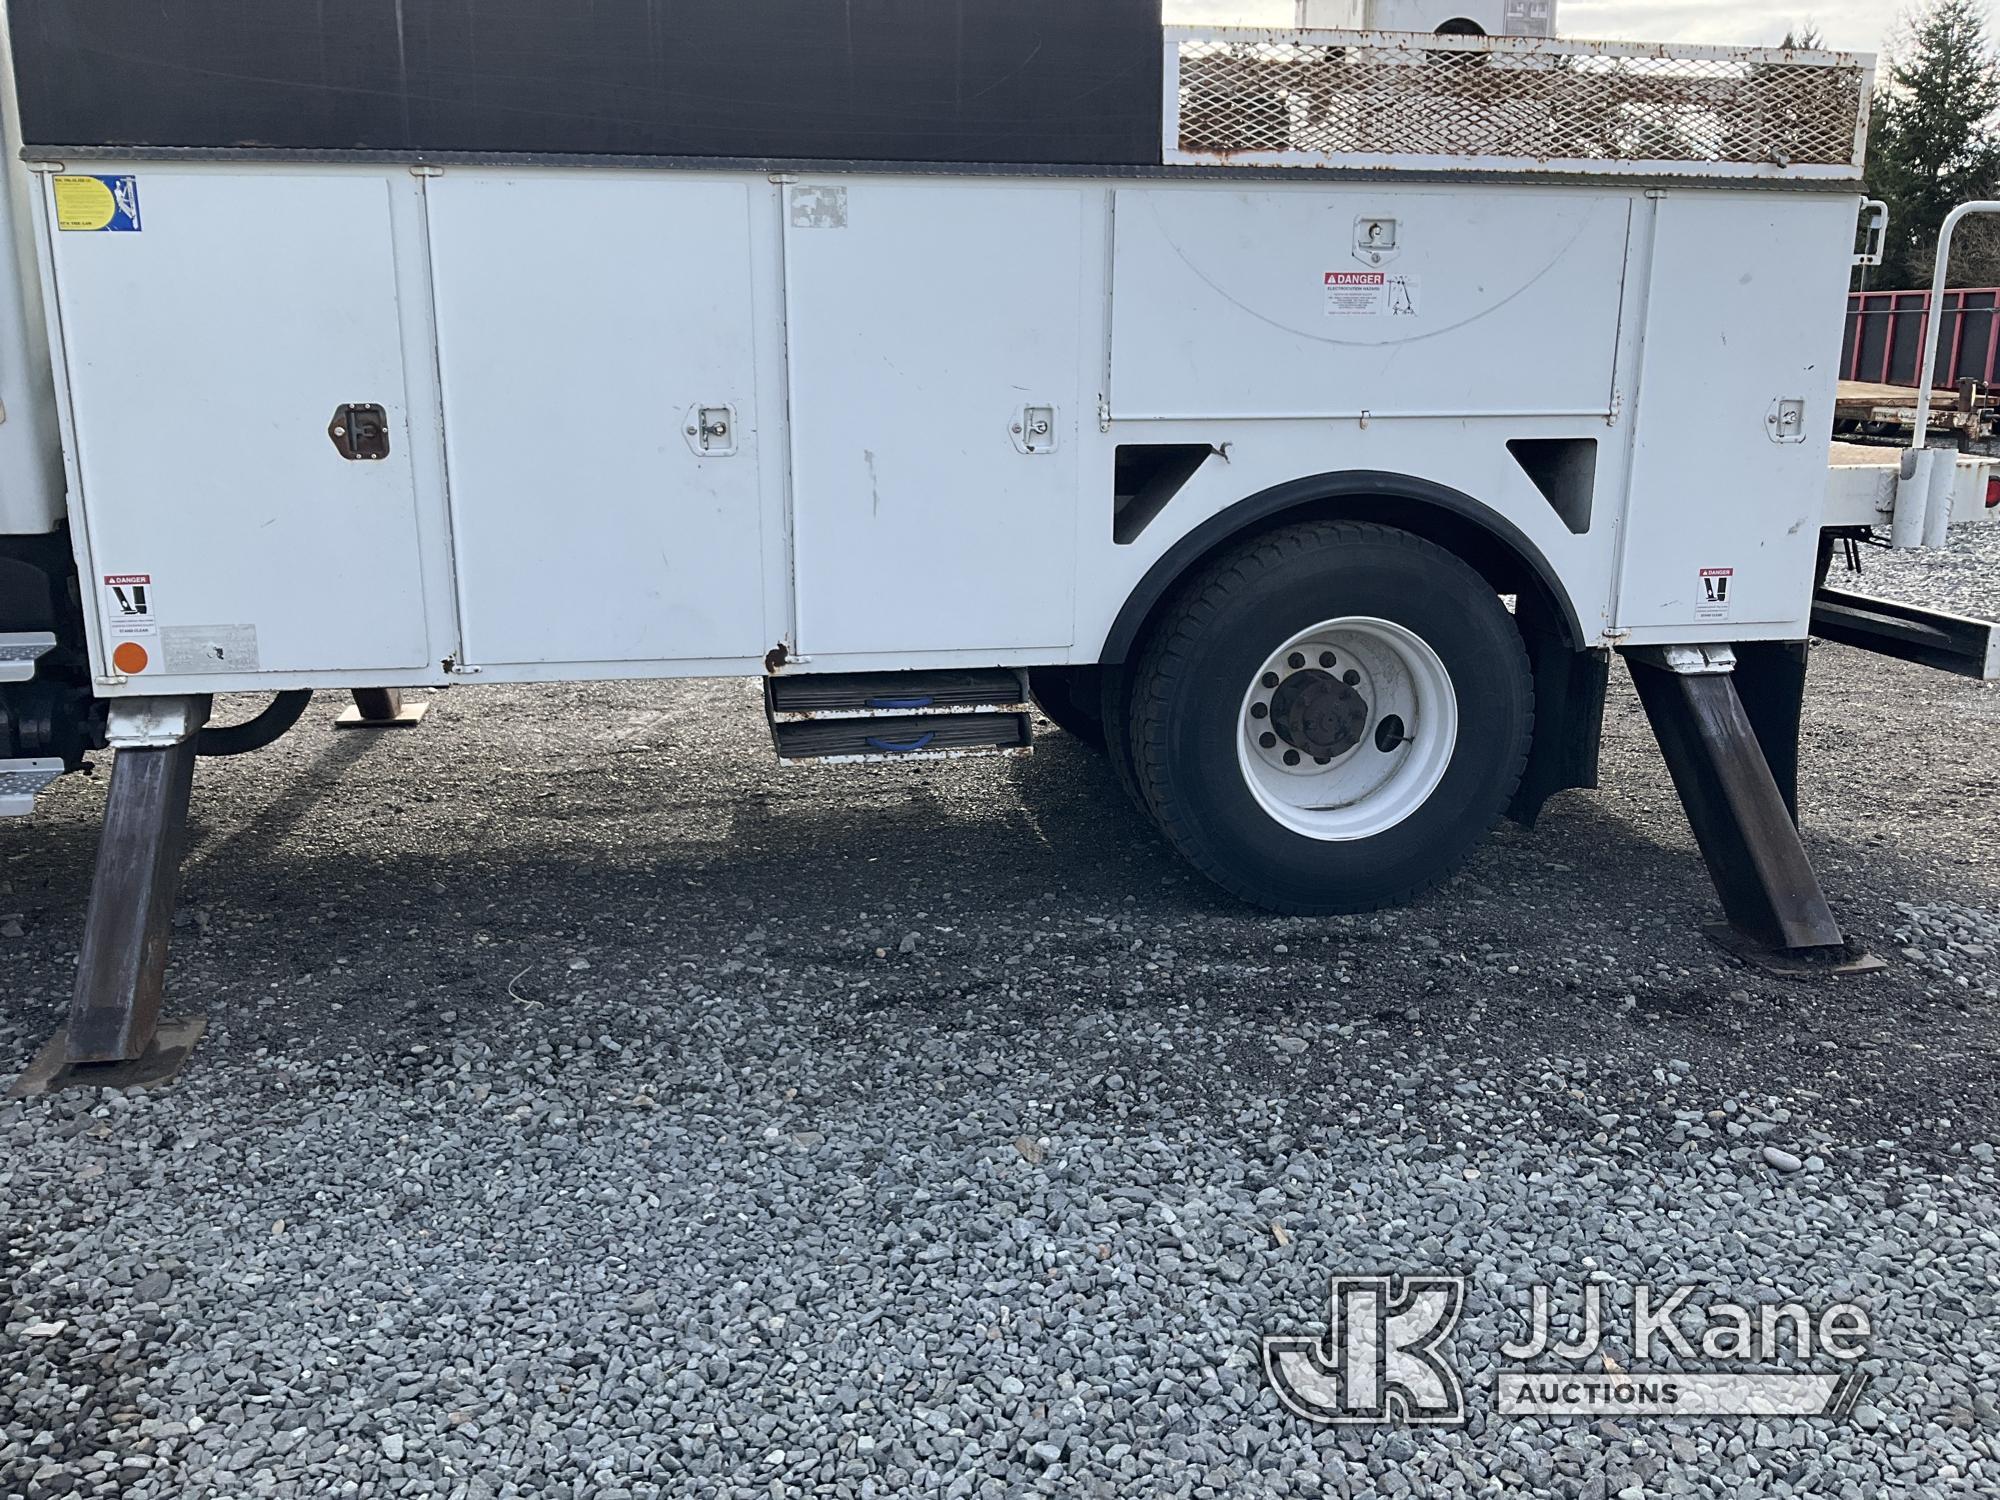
[
  {"left": 10, "top": 1016, "right": 207, "bottom": 1098},
  {"left": 1702, "top": 925, "right": 1886, "bottom": 980},
  {"left": 335, "top": 687, "right": 429, "bottom": 730}
]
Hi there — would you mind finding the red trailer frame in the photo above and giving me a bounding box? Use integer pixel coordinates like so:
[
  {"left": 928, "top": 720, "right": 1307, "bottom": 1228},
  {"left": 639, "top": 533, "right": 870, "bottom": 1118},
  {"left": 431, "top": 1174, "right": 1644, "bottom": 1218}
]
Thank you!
[{"left": 1846, "top": 287, "right": 2000, "bottom": 390}]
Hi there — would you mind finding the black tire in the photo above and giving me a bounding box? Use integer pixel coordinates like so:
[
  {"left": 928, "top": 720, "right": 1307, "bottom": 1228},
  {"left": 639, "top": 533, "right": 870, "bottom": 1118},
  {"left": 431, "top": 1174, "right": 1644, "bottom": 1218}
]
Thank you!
[
  {"left": 1129, "top": 521, "right": 1533, "bottom": 915},
  {"left": 1098, "top": 661, "right": 1150, "bottom": 814},
  {"left": 1027, "top": 666, "right": 1107, "bottom": 751}
]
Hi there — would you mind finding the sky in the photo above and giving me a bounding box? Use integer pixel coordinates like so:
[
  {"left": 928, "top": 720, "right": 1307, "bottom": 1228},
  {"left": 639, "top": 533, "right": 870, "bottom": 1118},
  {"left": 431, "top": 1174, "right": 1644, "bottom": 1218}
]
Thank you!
[{"left": 1163, "top": 1, "right": 2000, "bottom": 61}]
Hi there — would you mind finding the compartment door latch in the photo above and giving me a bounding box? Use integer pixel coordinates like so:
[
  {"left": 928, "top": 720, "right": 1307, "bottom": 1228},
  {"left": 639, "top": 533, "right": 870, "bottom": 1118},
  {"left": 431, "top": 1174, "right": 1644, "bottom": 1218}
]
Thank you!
[
  {"left": 1011, "top": 405, "right": 1059, "bottom": 455},
  {"left": 328, "top": 403, "right": 391, "bottom": 461},
  {"left": 684, "top": 404, "right": 738, "bottom": 457},
  {"left": 1765, "top": 398, "right": 1808, "bottom": 445}
]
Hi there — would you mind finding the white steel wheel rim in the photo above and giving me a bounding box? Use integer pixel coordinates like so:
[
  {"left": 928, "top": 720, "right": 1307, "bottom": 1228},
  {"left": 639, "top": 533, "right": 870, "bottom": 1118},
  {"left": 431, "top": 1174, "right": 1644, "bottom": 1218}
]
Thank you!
[{"left": 1235, "top": 617, "right": 1460, "bottom": 842}]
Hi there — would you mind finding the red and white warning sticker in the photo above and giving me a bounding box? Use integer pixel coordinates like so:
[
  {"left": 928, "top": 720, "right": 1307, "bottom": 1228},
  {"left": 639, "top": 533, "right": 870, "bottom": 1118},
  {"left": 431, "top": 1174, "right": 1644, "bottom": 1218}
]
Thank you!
[
  {"left": 1696, "top": 567, "right": 1734, "bottom": 622},
  {"left": 1324, "top": 271, "right": 1422, "bottom": 317},
  {"left": 103, "top": 572, "right": 158, "bottom": 675}
]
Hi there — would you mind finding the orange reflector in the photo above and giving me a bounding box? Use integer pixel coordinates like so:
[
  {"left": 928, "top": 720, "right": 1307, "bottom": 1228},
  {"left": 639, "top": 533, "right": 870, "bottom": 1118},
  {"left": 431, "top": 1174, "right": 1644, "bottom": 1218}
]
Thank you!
[{"left": 111, "top": 640, "right": 150, "bottom": 675}]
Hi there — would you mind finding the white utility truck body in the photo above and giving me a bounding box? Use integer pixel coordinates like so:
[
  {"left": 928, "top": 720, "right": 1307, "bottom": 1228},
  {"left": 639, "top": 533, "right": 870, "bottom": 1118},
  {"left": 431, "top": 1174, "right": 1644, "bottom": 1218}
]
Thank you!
[
  {"left": 37, "top": 160, "right": 1854, "bottom": 690},
  {"left": 2, "top": 1, "right": 1993, "bottom": 1074},
  {"left": 25, "top": 34, "right": 1871, "bottom": 690}
]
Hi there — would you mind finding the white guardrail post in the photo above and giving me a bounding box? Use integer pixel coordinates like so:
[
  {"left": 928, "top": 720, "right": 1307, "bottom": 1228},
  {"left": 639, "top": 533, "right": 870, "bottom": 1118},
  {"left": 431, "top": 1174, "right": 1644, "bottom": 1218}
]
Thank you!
[{"left": 1898, "top": 202, "right": 2000, "bottom": 548}]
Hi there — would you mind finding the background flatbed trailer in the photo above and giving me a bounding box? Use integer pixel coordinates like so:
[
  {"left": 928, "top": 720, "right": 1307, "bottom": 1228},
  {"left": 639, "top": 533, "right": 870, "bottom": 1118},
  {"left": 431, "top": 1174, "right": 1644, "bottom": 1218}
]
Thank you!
[{"left": 1835, "top": 380, "right": 1999, "bottom": 449}]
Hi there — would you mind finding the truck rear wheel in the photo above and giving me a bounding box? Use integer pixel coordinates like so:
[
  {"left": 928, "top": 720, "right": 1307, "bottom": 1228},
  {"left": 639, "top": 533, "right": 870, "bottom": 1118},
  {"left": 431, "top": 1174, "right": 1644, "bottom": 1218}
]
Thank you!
[{"left": 1128, "top": 521, "right": 1532, "bottom": 914}]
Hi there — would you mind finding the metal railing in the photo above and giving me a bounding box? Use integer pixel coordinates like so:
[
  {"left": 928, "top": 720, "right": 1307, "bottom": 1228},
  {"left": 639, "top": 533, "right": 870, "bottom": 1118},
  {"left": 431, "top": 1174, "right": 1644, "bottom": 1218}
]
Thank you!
[{"left": 1895, "top": 203, "right": 2000, "bottom": 548}]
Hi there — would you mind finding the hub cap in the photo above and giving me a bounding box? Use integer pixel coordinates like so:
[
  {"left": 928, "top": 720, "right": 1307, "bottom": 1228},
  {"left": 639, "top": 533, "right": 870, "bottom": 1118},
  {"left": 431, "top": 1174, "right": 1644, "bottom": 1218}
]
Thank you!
[{"left": 1237, "top": 617, "right": 1459, "bottom": 841}]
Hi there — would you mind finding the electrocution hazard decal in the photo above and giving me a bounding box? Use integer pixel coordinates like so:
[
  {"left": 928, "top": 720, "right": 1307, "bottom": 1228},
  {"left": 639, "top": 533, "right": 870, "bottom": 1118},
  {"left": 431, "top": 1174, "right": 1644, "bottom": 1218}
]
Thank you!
[
  {"left": 1324, "top": 271, "right": 1421, "bottom": 317},
  {"left": 103, "top": 572, "right": 158, "bottom": 676},
  {"left": 1697, "top": 567, "right": 1734, "bottom": 622},
  {"left": 55, "top": 175, "right": 142, "bottom": 233}
]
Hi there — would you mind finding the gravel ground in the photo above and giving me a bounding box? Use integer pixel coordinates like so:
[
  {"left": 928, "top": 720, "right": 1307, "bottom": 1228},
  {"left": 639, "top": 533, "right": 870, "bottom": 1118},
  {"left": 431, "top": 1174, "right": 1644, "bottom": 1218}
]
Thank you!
[
  {"left": 4, "top": 523, "right": 2000, "bottom": 1499},
  {"left": 1836, "top": 515, "right": 2000, "bottom": 621}
]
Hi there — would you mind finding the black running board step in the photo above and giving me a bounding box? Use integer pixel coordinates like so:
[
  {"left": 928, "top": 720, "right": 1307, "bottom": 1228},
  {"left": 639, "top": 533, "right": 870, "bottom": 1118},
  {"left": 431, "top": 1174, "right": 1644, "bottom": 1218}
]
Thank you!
[
  {"left": 1812, "top": 589, "right": 2000, "bottom": 680},
  {"left": 774, "top": 712, "right": 1032, "bottom": 766},
  {"left": 767, "top": 668, "right": 1030, "bottom": 721}
]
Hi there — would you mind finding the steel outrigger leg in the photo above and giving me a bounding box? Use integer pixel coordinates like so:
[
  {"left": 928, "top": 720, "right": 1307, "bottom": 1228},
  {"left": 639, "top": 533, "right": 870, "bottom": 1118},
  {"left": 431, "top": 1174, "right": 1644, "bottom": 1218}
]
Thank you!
[
  {"left": 11, "top": 697, "right": 211, "bottom": 1096},
  {"left": 1624, "top": 646, "right": 1880, "bottom": 976}
]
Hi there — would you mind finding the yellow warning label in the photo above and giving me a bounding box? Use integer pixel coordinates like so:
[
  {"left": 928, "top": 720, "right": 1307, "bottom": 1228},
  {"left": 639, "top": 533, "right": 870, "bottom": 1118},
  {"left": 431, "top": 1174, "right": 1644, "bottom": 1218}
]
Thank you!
[{"left": 54, "top": 175, "right": 142, "bottom": 233}]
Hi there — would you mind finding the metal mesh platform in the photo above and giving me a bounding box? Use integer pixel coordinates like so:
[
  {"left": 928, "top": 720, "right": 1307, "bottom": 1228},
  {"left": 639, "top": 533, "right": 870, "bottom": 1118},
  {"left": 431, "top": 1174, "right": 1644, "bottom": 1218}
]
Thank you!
[
  {"left": 0, "top": 631, "right": 57, "bottom": 684},
  {"left": 1166, "top": 29, "right": 1871, "bottom": 181},
  {"left": 0, "top": 759, "right": 64, "bottom": 818}
]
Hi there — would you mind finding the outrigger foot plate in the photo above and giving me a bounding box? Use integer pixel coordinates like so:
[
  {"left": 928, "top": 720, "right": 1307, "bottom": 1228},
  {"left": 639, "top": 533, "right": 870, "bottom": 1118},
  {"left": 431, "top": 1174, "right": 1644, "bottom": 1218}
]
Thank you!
[{"left": 10, "top": 1016, "right": 207, "bottom": 1098}]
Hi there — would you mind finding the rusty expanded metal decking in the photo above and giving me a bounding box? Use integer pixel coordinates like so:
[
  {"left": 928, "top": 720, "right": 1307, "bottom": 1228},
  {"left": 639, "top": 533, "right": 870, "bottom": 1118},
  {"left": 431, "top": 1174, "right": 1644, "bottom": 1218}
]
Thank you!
[{"left": 1165, "top": 29, "right": 1872, "bottom": 182}]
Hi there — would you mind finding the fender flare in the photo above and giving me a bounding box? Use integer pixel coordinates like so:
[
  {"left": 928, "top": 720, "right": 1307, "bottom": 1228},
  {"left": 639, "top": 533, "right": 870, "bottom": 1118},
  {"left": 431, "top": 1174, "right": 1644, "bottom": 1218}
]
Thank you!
[{"left": 1097, "top": 470, "right": 1587, "bottom": 664}]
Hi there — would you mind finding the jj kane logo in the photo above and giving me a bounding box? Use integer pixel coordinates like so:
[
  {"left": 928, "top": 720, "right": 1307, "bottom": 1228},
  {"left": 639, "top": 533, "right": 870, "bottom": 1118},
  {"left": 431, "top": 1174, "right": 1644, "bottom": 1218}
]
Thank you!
[
  {"left": 1265, "top": 1275, "right": 1467, "bottom": 1425},
  {"left": 1267, "top": 1275, "right": 1870, "bottom": 1426}
]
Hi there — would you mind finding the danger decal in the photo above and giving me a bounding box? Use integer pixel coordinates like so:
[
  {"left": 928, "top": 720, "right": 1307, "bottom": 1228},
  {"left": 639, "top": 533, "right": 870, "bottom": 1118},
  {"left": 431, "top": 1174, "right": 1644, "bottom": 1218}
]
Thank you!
[
  {"left": 1324, "top": 271, "right": 1421, "bottom": 318},
  {"left": 1696, "top": 567, "right": 1734, "bottom": 622},
  {"left": 103, "top": 572, "right": 159, "bottom": 675}
]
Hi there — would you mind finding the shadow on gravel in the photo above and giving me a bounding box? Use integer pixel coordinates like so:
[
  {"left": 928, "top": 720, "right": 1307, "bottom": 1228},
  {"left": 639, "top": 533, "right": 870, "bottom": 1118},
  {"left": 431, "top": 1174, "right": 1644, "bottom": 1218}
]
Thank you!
[
  {"left": 182, "top": 731, "right": 397, "bottom": 880},
  {"left": 5, "top": 692, "right": 1998, "bottom": 1152}
]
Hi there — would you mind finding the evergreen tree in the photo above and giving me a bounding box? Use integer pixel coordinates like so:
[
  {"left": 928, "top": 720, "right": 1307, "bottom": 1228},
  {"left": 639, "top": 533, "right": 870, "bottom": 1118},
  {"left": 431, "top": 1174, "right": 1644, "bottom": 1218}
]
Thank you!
[{"left": 1862, "top": 0, "right": 2000, "bottom": 289}]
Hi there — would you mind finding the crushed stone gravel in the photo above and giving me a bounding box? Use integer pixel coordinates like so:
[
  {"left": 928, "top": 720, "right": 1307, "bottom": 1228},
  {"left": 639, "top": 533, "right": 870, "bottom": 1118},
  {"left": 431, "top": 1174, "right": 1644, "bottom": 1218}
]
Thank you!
[{"left": 4, "top": 523, "right": 2000, "bottom": 1498}]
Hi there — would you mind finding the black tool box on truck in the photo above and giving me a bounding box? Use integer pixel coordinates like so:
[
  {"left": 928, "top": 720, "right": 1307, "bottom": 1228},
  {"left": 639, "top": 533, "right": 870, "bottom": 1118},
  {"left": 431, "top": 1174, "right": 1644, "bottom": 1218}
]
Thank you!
[{"left": 7, "top": 0, "right": 1164, "bottom": 166}]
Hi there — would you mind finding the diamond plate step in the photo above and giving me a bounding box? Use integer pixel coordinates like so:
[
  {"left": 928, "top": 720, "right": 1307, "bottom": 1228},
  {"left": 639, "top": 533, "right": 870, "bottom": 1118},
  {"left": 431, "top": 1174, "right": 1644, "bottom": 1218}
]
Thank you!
[
  {"left": 0, "top": 631, "right": 56, "bottom": 684},
  {"left": 0, "top": 758, "right": 64, "bottom": 818}
]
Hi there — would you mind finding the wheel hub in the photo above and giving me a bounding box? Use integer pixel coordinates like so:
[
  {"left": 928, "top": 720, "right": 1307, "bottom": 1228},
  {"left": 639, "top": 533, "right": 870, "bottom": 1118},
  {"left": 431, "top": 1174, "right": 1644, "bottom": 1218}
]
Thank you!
[
  {"left": 1236, "top": 617, "right": 1461, "bottom": 842},
  {"left": 1268, "top": 669, "right": 1369, "bottom": 761}
]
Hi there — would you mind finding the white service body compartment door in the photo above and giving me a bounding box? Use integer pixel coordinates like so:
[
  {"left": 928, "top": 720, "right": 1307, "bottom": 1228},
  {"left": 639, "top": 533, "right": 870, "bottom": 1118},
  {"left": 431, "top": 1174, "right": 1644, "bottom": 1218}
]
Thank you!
[
  {"left": 1614, "top": 193, "right": 1856, "bottom": 633},
  {"left": 1109, "top": 185, "right": 1629, "bottom": 420},
  {"left": 428, "top": 174, "right": 769, "bottom": 667},
  {"left": 47, "top": 169, "right": 431, "bottom": 680},
  {"left": 785, "top": 181, "right": 1085, "bottom": 656}
]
